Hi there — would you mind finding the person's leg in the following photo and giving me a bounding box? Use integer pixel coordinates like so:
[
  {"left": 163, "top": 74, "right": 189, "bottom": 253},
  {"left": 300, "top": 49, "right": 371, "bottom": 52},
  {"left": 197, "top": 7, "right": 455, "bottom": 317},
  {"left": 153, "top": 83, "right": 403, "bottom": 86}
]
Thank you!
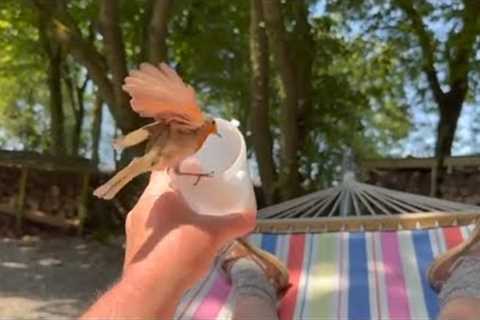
[
  {"left": 429, "top": 227, "right": 480, "bottom": 319},
  {"left": 233, "top": 296, "right": 277, "bottom": 320},
  {"left": 230, "top": 259, "right": 279, "bottom": 320},
  {"left": 221, "top": 240, "right": 290, "bottom": 320},
  {"left": 439, "top": 297, "right": 480, "bottom": 320}
]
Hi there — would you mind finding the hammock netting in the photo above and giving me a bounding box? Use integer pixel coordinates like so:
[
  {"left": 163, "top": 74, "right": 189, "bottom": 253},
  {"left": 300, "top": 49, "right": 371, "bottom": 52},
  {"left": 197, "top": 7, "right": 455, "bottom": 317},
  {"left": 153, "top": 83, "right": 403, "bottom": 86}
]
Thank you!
[
  {"left": 176, "top": 177, "right": 480, "bottom": 319},
  {"left": 259, "top": 173, "right": 480, "bottom": 219}
]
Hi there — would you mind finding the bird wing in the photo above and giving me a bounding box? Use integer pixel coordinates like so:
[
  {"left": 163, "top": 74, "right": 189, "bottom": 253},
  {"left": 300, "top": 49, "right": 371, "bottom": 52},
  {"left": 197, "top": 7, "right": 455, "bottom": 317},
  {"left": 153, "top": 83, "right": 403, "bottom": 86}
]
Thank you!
[
  {"left": 122, "top": 63, "right": 204, "bottom": 129},
  {"left": 93, "top": 126, "right": 170, "bottom": 199},
  {"left": 92, "top": 149, "right": 159, "bottom": 199},
  {"left": 112, "top": 121, "right": 165, "bottom": 150}
]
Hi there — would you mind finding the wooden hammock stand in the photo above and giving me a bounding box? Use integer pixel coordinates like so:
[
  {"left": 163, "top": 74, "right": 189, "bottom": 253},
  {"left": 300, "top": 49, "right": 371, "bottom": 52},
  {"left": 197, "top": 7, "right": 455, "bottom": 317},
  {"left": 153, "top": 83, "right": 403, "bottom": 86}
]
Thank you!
[{"left": 255, "top": 211, "right": 480, "bottom": 233}]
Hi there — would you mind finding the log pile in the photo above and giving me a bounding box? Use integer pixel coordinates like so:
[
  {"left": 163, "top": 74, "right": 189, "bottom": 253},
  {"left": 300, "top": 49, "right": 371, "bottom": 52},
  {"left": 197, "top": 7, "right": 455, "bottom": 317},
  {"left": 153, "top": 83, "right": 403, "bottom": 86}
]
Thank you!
[
  {"left": 365, "top": 167, "right": 480, "bottom": 205},
  {"left": 0, "top": 167, "right": 140, "bottom": 233},
  {"left": 0, "top": 168, "right": 20, "bottom": 208},
  {"left": 1, "top": 168, "right": 81, "bottom": 219}
]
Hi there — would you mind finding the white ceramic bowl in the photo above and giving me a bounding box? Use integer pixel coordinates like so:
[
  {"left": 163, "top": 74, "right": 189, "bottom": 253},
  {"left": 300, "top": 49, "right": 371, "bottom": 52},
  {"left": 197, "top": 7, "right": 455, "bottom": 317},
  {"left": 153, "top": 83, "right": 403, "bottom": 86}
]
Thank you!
[{"left": 169, "top": 118, "right": 257, "bottom": 215}]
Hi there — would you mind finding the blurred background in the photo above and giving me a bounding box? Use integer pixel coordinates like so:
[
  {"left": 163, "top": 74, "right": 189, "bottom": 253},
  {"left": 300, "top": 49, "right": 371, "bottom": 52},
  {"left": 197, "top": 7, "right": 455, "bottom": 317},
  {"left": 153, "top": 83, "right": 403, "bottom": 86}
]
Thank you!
[{"left": 0, "top": 0, "right": 479, "bottom": 317}]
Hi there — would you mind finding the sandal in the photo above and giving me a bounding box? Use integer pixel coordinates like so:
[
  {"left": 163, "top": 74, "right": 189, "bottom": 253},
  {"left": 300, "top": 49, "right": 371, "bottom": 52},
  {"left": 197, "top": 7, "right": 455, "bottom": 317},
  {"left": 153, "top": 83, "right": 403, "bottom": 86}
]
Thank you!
[
  {"left": 428, "top": 225, "right": 480, "bottom": 291},
  {"left": 221, "top": 238, "right": 291, "bottom": 299}
]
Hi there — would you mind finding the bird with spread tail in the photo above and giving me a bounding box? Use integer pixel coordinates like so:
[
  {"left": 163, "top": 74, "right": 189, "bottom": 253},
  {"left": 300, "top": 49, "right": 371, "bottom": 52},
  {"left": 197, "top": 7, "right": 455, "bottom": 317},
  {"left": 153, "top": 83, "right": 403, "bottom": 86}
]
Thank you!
[{"left": 93, "top": 63, "right": 219, "bottom": 200}]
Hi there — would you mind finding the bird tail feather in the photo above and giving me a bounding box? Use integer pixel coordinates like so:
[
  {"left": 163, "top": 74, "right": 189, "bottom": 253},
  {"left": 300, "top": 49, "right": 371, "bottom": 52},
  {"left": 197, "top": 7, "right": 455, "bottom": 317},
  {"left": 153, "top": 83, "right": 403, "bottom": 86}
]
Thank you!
[{"left": 93, "top": 157, "right": 152, "bottom": 199}]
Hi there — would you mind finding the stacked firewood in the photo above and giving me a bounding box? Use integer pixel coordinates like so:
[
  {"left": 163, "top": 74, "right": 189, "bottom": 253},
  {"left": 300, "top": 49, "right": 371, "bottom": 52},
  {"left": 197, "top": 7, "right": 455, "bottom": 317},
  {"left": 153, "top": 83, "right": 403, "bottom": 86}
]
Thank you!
[
  {"left": 0, "top": 168, "right": 20, "bottom": 208},
  {"left": 2, "top": 167, "right": 147, "bottom": 219},
  {"left": 366, "top": 167, "right": 480, "bottom": 205},
  {"left": 0, "top": 168, "right": 81, "bottom": 218}
]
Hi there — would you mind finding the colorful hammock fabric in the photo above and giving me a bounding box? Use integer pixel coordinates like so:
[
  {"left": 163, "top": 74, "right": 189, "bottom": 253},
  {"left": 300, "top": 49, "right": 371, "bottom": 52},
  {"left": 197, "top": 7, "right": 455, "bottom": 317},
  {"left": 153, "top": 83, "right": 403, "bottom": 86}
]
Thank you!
[{"left": 175, "top": 225, "right": 474, "bottom": 320}]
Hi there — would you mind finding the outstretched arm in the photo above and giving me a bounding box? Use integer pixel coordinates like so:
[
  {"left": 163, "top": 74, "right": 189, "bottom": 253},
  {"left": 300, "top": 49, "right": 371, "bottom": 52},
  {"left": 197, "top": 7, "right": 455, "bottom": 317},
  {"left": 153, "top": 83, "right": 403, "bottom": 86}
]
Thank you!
[{"left": 81, "top": 171, "right": 256, "bottom": 319}]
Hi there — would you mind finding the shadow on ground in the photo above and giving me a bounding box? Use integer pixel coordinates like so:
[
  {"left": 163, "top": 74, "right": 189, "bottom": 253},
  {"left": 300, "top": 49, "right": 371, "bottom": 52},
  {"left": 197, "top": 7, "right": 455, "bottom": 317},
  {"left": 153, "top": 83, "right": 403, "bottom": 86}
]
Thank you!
[{"left": 0, "top": 236, "right": 123, "bottom": 319}]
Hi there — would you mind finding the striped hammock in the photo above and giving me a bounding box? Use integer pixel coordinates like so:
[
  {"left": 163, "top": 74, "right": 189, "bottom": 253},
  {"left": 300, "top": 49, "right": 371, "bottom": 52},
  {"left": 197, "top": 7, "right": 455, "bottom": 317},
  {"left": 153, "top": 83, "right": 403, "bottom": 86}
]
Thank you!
[{"left": 175, "top": 225, "right": 474, "bottom": 320}]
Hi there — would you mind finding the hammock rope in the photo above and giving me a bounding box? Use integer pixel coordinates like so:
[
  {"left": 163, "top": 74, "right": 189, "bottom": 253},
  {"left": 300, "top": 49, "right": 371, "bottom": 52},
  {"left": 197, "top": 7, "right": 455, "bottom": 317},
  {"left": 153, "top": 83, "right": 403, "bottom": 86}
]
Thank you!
[{"left": 259, "top": 174, "right": 480, "bottom": 219}]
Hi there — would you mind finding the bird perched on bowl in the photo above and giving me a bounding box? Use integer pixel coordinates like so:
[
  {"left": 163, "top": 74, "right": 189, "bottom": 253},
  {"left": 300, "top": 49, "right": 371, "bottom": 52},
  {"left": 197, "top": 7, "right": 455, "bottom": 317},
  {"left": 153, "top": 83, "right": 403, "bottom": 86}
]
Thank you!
[{"left": 93, "top": 63, "right": 219, "bottom": 200}]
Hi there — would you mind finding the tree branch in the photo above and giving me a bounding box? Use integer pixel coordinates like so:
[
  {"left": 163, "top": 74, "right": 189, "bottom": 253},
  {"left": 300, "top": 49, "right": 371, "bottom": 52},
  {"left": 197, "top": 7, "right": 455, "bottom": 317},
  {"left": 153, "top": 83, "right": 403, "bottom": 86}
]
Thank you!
[
  {"left": 31, "top": 0, "right": 142, "bottom": 133},
  {"left": 446, "top": 0, "right": 480, "bottom": 98},
  {"left": 32, "top": 0, "right": 111, "bottom": 102},
  {"left": 80, "top": 72, "right": 90, "bottom": 93},
  {"left": 395, "top": 0, "right": 444, "bottom": 104}
]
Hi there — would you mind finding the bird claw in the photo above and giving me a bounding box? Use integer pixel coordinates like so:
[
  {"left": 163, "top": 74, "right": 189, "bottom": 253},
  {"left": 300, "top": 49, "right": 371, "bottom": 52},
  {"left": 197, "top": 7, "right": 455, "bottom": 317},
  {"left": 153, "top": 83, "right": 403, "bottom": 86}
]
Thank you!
[
  {"left": 192, "top": 171, "right": 215, "bottom": 186},
  {"left": 174, "top": 168, "right": 215, "bottom": 186}
]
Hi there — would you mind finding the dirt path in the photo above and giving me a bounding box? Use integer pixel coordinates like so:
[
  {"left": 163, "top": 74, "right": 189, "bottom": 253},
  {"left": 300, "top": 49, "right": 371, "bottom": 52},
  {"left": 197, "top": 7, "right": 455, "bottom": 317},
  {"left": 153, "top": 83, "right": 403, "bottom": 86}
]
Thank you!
[{"left": 0, "top": 236, "right": 123, "bottom": 319}]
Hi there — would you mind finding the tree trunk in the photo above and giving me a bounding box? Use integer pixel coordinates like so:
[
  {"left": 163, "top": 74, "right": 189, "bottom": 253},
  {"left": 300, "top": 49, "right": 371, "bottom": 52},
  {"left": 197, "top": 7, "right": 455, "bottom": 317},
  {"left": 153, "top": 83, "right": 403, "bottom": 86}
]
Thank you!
[
  {"left": 63, "top": 66, "right": 88, "bottom": 156},
  {"left": 260, "top": 0, "right": 301, "bottom": 200},
  {"left": 99, "top": 0, "right": 149, "bottom": 166},
  {"left": 47, "top": 48, "right": 66, "bottom": 156},
  {"left": 39, "top": 18, "right": 66, "bottom": 156},
  {"left": 250, "top": 0, "right": 277, "bottom": 205},
  {"left": 99, "top": 0, "right": 130, "bottom": 114},
  {"left": 291, "top": 0, "right": 314, "bottom": 150},
  {"left": 91, "top": 94, "right": 103, "bottom": 166},
  {"left": 433, "top": 97, "right": 463, "bottom": 197},
  {"left": 396, "top": 0, "right": 479, "bottom": 198},
  {"left": 72, "top": 83, "right": 86, "bottom": 155},
  {"left": 63, "top": 69, "right": 77, "bottom": 155},
  {"left": 147, "top": 0, "right": 173, "bottom": 64}
]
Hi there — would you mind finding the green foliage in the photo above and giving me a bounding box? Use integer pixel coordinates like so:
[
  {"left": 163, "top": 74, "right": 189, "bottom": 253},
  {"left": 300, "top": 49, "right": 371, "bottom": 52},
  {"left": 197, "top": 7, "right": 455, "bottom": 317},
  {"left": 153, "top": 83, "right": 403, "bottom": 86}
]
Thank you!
[
  {"left": 0, "top": 0, "right": 413, "bottom": 191},
  {"left": 327, "top": 0, "right": 480, "bottom": 108},
  {"left": 297, "top": 16, "right": 411, "bottom": 188},
  {"left": 169, "top": 0, "right": 251, "bottom": 125},
  {"left": 0, "top": 1, "right": 99, "bottom": 155},
  {"left": 0, "top": 1, "right": 51, "bottom": 151}
]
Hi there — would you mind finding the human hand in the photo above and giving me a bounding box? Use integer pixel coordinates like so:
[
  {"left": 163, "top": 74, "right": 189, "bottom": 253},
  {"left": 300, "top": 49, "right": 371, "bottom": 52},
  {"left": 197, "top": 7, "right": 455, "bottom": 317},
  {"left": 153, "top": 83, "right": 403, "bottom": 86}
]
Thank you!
[
  {"left": 122, "top": 170, "right": 256, "bottom": 290},
  {"left": 81, "top": 170, "right": 255, "bottom": 319}
]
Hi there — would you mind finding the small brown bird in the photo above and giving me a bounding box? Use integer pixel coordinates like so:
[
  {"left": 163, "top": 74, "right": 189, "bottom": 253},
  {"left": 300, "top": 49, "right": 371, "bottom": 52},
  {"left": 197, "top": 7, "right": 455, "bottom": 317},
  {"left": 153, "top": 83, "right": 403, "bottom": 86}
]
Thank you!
[{"left": 93, "top": 63, "right": 219, "bottom": 200}]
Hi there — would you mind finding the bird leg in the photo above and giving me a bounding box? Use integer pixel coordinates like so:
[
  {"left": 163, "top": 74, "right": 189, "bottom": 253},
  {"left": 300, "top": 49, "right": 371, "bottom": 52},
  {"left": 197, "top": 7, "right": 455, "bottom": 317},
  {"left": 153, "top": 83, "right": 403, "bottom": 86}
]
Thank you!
[{"left": 173, "top": 166, "right": 214, "bottom": 186}]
